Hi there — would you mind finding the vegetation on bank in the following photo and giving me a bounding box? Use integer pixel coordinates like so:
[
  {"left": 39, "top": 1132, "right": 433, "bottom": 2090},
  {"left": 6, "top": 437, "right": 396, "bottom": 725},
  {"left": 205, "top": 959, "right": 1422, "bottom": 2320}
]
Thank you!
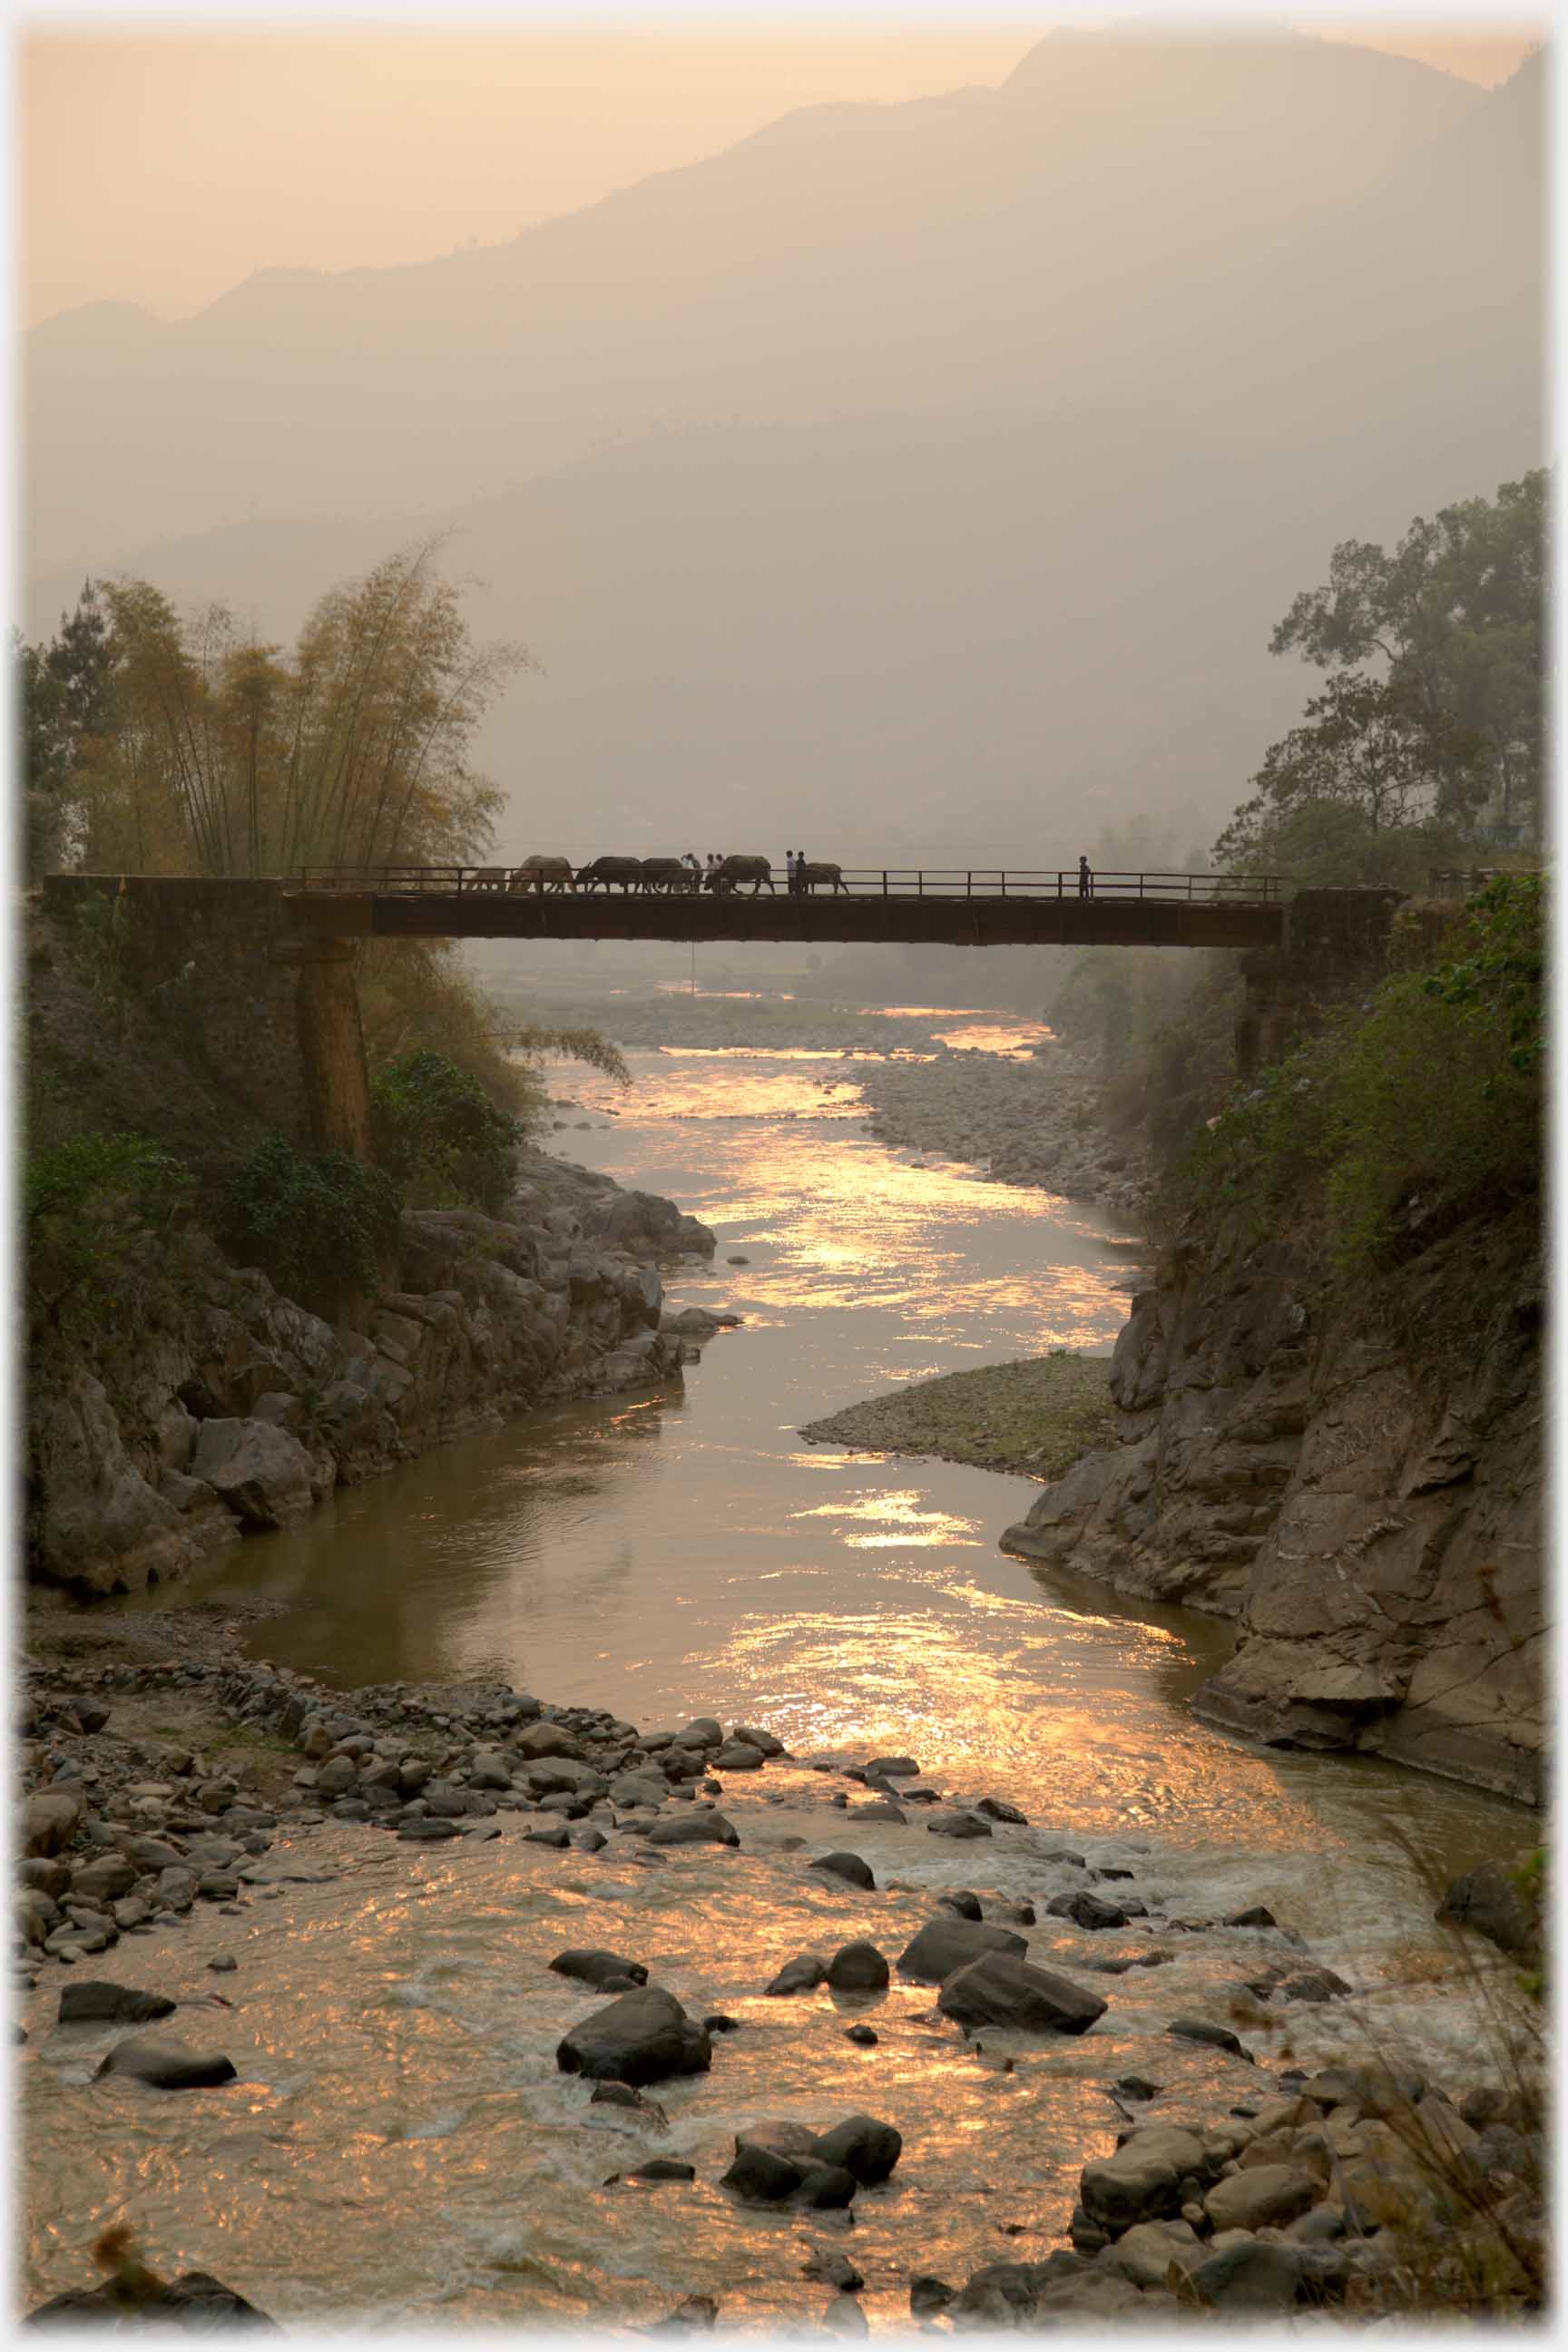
[
  {"left": 1167, "top": 873, "right": 1544, "bottom": 1276},
  {"left": 1050, "top": 469, "right": 1546, "bottom": 1178}
]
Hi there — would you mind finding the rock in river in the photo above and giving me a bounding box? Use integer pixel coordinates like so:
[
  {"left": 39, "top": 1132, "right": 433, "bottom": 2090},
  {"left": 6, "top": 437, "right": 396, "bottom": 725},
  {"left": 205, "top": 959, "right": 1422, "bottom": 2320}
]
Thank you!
[
  {"left": 811, "top": 2114, "right": 902, "bottom": 2186},
  {"left": 936, "top": 1953, "right": 1107, "bottom": 2036},
  {"left": 644, "top": 1812, "right": 740, "bottom": 1848},
  {"left": 765, "top": 1955, "right": 828, "bottom": 1997},
  {"left": 95, "top": 2039, "right": 238, "bottom": 2091},
  {"left": 550, "top": 1948, "right": 650, "bottom": 1992},
  {"left": 27, "top": 2269, "right": 277, "bottom": 2329},
  {"left": 896, "top": 1916, "right": 1026, "bottom": 1984},
  {"left": 556, "top": 1987, "right": 712, "bottom": 2086},
  {"left": 926, "top": 1811, "right": 993, "bottom": 1840},
  {"left": 809, "top": 1852, "right": 875, "bottom": 1890},
  {"left": 59, "top": 1982, "right": 176, "bottom": 2027},
  {"left": 826, "top": 1943, "right": 889, "bottom": 1992}
]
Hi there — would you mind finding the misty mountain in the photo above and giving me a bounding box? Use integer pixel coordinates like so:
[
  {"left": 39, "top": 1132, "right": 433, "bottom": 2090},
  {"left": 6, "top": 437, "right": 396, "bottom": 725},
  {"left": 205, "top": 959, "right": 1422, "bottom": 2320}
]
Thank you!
[
  {"left": 28, "top": 29, "right": 1538, "bottom": 571},
  {"left": 25, "top": 27, "right": 1544, "bottom": 858}
]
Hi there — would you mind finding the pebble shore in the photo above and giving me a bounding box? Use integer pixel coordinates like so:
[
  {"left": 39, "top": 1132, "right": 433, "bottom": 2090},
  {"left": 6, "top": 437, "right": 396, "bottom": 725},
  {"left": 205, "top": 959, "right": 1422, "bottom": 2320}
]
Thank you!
[{"left": 17, "top": 1612, "right": 1544, "bottom": 2329}]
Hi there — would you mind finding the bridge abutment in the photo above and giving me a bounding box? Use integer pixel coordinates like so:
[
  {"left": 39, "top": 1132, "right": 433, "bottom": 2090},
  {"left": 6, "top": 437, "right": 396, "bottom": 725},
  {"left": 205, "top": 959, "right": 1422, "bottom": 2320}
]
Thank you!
[{"left": 39, "top": 875, "right": 374, "bottom": 1164}]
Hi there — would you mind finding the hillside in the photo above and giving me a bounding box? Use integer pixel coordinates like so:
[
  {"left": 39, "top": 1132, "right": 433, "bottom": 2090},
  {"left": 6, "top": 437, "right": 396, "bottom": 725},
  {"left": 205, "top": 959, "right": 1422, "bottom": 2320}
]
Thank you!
[{"left": 24, "top": 31, "right": 1544, "bottom": 858}]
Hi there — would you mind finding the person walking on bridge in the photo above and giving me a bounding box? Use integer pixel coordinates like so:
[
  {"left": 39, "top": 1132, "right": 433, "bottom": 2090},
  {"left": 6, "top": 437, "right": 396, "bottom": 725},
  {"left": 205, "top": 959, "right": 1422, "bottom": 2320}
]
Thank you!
[
  {"left": 785, "top": 849, "right": 798, "bottom": 894},
  {"left": 1078, "top": 855, "right": 1092, "bottom": 898}
]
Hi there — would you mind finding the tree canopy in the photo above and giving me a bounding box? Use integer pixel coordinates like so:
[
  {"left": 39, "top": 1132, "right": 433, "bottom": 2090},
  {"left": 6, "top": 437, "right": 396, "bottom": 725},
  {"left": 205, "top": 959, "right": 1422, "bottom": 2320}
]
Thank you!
[
  {"left": 1217, "top": 469, "right": 1547, "bottom": 884},
  {"left": 16, "top": 541, "right": 531, "bottom": 878}
]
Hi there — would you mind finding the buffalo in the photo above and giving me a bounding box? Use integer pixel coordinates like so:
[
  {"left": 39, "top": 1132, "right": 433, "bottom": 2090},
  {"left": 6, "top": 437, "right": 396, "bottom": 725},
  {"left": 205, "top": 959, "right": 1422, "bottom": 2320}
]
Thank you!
[
  {"left": 705, "top": 854, "right": 775, "bottom": 896},
  {"left": 640, "top": 858, "right": 698, "bottom": 894},
  {"left": 576, "top": 856, "right": 644, "bottom": 893},
  {"left": 799, "top": 861, "right": 848, "bottom": 895},
  {"left": 511, "top": 855, "right": 574, "bottom": 893}
]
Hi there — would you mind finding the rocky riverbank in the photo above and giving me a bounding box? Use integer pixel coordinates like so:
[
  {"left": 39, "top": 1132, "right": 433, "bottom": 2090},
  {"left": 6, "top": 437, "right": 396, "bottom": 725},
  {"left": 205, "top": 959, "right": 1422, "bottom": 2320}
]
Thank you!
[
  {"left": 800, "top": 1354, "right": 1118, "bottom": 1480},
  {"left": 855, "top": 1039, "right": 1147, "bottom": 1218},
  {"left": 999, "top": 1203, "right": 1544, "bottom": 1806},
  {"left": 27, "top": 1151, "right": 715, "bottom": 1601},
  {"left": 17, "top": 1616, "right": 1543, "bottom": 2328}
]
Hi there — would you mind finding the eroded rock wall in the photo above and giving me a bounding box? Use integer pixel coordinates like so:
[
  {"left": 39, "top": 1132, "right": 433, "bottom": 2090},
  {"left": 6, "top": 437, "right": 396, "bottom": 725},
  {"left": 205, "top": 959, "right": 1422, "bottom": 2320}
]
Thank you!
[
  {"left": 27, "top": 1154, "right": 713, "bottom": 1600},
  {"left": 1000, "top": 1209, "right": 1543, "bottom": 1803}
]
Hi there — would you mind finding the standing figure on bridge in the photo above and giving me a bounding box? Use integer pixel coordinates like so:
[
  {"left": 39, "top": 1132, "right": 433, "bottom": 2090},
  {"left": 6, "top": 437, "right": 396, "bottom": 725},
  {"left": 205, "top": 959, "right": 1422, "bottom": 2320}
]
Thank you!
[
  {"left": 1078, "top": 856, "right": 1092, "bottom": 898},
  {"left": 796, "top": 848, "right": 809, "bottom": 897},
  {"left": 785, "top": 850, "right": 798, "bottom": 894}
]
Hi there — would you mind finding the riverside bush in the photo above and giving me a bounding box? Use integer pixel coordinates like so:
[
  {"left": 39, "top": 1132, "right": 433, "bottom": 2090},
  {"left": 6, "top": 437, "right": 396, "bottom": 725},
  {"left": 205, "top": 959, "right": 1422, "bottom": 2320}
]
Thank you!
[
  {"left": 1169, "top": 876, "right": 1543, "bottom": 1272},
  {"left": 369, "top": 1048, "right": 523, "bottom": 1211},
  {"left": 25, "top": 1131, "right": 192, "bottom": 1330},
  {"left": 220, "top": 1132, "right": 401, "bottom": 1301}
]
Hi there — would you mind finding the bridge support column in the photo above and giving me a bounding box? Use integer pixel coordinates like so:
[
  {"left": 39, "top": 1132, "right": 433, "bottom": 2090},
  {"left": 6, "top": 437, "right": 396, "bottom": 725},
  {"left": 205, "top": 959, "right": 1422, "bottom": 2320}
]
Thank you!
[{"left": 293, "top": 938, "right": 373, "bottom": 1161}]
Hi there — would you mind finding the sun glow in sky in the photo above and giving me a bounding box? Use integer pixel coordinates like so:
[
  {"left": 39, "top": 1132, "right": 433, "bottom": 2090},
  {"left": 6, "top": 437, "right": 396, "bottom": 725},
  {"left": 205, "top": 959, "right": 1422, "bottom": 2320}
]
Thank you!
[{"left": 22, "top": 18, "right": 1542, "bottom": 327}]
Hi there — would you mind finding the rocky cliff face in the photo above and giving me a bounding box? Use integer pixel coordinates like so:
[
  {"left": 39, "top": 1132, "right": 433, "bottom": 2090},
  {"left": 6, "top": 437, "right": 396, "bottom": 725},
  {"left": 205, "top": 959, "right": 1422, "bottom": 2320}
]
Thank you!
[
  {"left": 1000, "top": 1207, "right": 1543, "bottom": 1804},
  {"left": 27, "top": 1151, "right": 713, "bottom": 1600}
]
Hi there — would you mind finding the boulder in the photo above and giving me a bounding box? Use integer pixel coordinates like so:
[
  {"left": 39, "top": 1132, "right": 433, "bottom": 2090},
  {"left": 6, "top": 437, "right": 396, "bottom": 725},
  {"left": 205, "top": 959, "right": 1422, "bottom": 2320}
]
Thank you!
[
  {"left": 896, "top": 1916, "right": 1026, "bottom": 1984},
  {"left": 810, "top": 2115, "right": 901, "bottom": 2187},
  {"left": 59, "top": 1982, "right": 176, "bottom": 2027},
  {"left": 826, "top": 1943, "right": 889, "bottom": 1993},
  {"left": 1045, "top": 1890, "right": 1128, "bottom": 1931},
  {"left": 1102, "top": 2219, "right": 1205, "bottom": 2288},
  {"left": 1080, "top": 2125, "right": 1209, "bottom": 2231},
  {"left": 937, "top": 1892, "right": 983, "bottom": 1921},
  {"left": 549, "top": 1949, "right": 649, "bottom": 1992},
  {"left": 936, "top": 1953, "right": 1107, "bottom": 2036},
  {"left": 809, "top": 1852, "right": 875, "bottom": 1889},
  {"left": 513, "top": 1722, "right": 583, "bottom": 1761},
  {"left": 975, "top": 1797, "right": 1028, "bottom": 1825},
  {"left": 1436, "top": 1862, "right": 1539, "bottom": 1958},
  {"left": 1168, "top": 2017, "right": 1251, "bottom": 2060},
  {"left": 1191, "top": 2239, "right": 1318, "bottom": 2312},
  {"left": 1204, "top": 2164, "right": 1318, "bottom": 2234},
  {"left": 908, "top": 2277, "right": 955, "bottom": 2318},
  {"left": 95, "top": 2039, "right": 237, "bottom": 2090},
  {"left": 23, "top": 1790, "right": 83, "bottom": 1859},
  {"left": 926, "top": 1811, "right": 992, "bottom": 1840},
  {"left": 644, "top": 1811, "right": 739, "bottom": 1848},
  {"left": 189, "top": 1416, "right": 315, "bottom": 1531},
  {"left": 713, "top": 1743, "right": 765, "bottom": 1771},
  {"left": 729, "top": 1727, "right": 785, "bottom": 1757},
  {"left": 866, "top": 1757, "right": 919, "bottom": 1778},
  {"left": 555, "top": 1987, "right": 712, "bottom": 2086},
  {"left": 765, "top": 1955, "right": 828, "bottom": 1997},
  {"left": 721, "top": 2141, "right": 809, "bottom": 2203},
  {"left": 26, "top": 2270, "right": 276, "bottom": 2328}
]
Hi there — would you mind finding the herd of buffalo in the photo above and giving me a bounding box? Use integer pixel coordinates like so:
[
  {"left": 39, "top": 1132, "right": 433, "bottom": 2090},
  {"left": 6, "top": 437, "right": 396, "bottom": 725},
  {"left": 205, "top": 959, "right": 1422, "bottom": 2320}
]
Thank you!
[{"left": 469, "top": 854, "right": 849, "bottom": 895}]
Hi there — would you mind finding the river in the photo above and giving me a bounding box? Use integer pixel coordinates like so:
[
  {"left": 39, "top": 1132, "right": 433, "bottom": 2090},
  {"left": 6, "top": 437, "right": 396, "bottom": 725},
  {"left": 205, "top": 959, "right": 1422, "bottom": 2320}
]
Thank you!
[{"left": 30, "top": 1019, "right": 1531, "bottom": 2328}]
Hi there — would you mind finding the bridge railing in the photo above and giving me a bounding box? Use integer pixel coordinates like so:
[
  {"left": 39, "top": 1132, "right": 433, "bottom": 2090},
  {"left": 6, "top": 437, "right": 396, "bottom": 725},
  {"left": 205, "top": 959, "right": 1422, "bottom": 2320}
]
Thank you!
[{"left": 291, "top": 863, "right": 1282, "bottom": 903}]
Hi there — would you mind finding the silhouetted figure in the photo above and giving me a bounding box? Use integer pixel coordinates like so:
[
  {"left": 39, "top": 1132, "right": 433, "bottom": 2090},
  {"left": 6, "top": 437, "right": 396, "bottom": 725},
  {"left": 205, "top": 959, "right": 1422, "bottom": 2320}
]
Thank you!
[
  {"left": 785, "top": 850, "right": 798, "bottom": 893},
  {"left": 1078, "top": 856, "right": 1092, "bottom": 898},
  {"left": 796, "top": 848, "right": 808, "bottom": 896}
]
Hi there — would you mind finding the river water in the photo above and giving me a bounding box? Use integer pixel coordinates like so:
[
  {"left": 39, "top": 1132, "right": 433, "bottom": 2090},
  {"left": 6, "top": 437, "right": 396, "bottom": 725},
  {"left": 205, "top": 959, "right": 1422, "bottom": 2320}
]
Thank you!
[{"left": 25, "top": 1024, "right": 1532, "bottom": 2328}]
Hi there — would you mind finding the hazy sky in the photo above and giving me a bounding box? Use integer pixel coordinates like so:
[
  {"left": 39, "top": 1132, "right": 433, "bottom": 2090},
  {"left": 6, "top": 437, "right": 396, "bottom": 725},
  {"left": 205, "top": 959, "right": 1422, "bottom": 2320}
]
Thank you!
[{"left": 22, "top": 19, "right": 1542, "bottom": 328}]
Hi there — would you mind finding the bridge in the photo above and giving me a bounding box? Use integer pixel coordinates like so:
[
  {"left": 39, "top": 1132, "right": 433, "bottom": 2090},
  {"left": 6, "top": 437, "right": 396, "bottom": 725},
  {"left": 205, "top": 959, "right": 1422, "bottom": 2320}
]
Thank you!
[
  {"left": 285, "top": 864, "right": 1286, "bottom": 951},
  {"left": 42, "top": 870, "right": 1392, "bottom": 1181}
]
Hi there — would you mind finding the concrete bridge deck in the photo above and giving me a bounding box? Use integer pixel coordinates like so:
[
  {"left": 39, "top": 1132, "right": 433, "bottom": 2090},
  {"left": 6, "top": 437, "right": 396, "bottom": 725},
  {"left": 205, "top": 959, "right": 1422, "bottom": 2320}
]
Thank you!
[{"left": 285, "top": 866, "right": 1285, "bottom": 951}]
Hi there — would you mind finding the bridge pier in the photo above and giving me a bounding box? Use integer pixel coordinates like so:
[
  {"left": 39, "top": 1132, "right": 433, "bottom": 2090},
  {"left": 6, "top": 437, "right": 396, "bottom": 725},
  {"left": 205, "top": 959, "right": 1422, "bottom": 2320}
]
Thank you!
[{"left": 293, "top": 937, "right": 373, "bottom": 1162}]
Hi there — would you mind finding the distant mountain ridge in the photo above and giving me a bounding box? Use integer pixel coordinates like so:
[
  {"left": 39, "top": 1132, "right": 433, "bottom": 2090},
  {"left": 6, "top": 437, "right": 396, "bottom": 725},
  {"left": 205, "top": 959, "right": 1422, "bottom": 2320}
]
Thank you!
[{"left": 24, "top": 30, "right": 1544, "bottom": 857}]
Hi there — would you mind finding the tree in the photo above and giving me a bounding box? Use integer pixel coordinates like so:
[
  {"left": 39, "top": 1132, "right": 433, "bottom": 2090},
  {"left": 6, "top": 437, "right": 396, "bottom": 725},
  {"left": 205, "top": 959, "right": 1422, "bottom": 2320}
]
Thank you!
[
  {"left": 63, "top": 540, "right": 531, "bottom": 878},
  {"left": 1268, "top": 470, "right": 1547, "bottom": 848},
  {"left": 1214, "top": 671, "right": 1490, "bottom": 883}
]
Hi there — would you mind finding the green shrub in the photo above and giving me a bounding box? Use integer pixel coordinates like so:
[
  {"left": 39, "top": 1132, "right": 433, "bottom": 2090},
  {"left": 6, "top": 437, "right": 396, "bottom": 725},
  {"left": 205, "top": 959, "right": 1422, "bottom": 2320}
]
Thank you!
[
  {"left": 369, "top": 1048, "right": 523, "bottom": 1210},
  {"left": 1167, "top": 875, "right": 1543, "bottom": 1272},
  {"left": 220, "top": 1132, "right": 401, "bottom": 1300},
  {"left": 26, "top": 1131, "right": 192, "bottom": 1328}
]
